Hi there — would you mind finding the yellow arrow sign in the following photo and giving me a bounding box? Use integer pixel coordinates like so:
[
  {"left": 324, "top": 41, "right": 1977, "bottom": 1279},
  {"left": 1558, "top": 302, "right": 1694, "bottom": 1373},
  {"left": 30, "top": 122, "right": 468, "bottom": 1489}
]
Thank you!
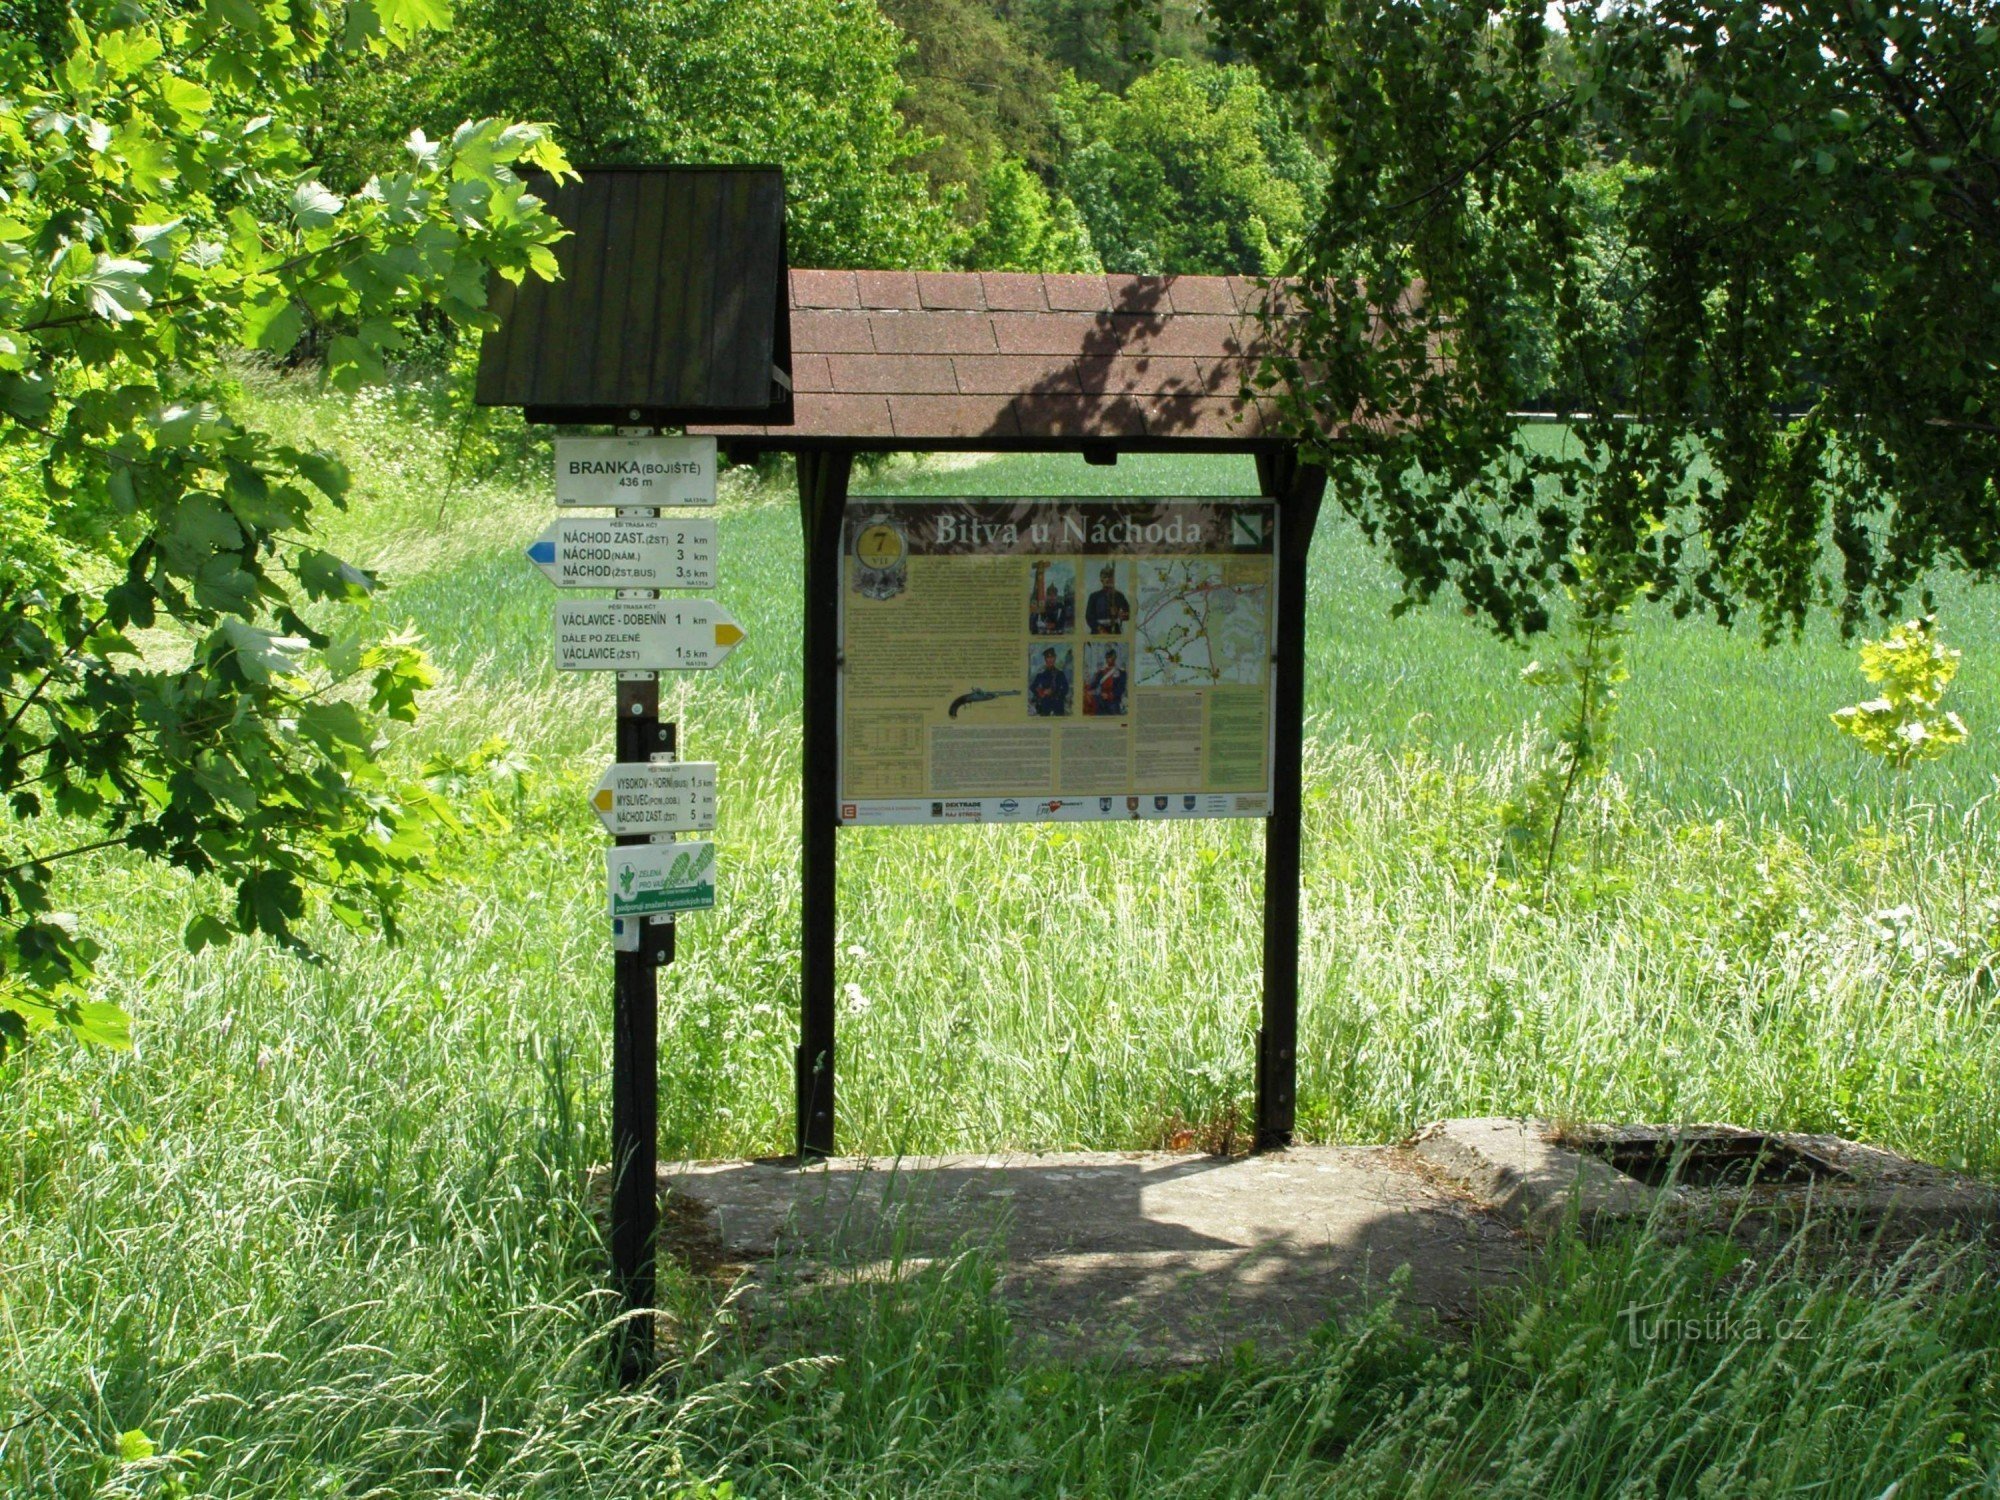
[
  {"left": 589, "top": 762, "right": 720, "bottom": 835},
  {"left": 553, "top": 600, "right": 747, "bottom": 671}
]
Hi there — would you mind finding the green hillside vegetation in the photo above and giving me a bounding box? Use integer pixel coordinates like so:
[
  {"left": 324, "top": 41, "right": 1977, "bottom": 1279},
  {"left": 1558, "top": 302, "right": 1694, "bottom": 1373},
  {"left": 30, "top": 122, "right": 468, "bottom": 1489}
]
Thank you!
[{"left": 307, "top": 0, "right": 1322, "bottom": 275}]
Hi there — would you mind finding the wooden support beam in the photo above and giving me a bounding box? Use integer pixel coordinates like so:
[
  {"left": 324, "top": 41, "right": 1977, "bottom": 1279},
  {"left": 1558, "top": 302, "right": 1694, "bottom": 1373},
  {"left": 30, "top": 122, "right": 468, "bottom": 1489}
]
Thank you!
[
  {"left": 1254, "top": 447, "right": 1326, "bottom": 1150},
  {"left": 796, "top": 448, "right": 852, "bottom": 1158}
]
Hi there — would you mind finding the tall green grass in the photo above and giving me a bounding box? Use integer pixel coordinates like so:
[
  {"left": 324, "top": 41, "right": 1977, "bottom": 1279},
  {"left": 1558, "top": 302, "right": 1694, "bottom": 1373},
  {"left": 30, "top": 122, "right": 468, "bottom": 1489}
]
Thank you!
[{"left": 3, "top": 370, "right": 1997, "bottom": 1495}]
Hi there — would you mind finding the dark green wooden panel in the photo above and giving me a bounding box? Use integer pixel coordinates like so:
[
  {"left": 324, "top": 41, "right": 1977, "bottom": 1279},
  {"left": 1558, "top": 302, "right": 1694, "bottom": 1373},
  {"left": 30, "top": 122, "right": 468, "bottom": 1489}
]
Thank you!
[{"left": 476, "top": 166, "right": 792, "bottom": 426}]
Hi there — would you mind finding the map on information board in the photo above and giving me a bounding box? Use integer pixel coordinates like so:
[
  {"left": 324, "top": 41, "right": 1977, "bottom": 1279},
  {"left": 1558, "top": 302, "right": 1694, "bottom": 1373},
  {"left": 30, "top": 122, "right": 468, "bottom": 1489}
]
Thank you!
[
  {"left": 835, "top": 498, "right": 1277, "bottom": 826},
  {"left": 1136, "top": 560, "right": 1273, "bottom": 687}
]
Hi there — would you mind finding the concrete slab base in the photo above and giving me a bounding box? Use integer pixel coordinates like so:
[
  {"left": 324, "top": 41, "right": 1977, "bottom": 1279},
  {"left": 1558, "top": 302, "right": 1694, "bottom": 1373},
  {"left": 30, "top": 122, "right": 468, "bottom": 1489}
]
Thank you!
[
  {"left": 661, "top": 1146, "right": 1525, "bottom": 1364},
  {"left": 655, "top": 1122, "right": 1995, "bottom": 1365}
]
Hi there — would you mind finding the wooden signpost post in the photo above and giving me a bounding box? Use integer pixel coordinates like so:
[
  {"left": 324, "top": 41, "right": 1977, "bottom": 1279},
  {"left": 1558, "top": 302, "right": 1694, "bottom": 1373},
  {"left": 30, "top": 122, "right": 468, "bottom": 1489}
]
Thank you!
[
  {"left": 474, "top": 165, "right": 793, "bottom": 1386},
  {"left": 528, "top": 431, "right": 733, "bottom": 1380}
]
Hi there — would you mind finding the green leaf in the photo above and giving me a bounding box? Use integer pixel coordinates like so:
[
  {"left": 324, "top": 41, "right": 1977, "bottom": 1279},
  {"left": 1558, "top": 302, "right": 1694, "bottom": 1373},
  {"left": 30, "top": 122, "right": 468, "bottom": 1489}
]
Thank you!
[
  {"left": 98, "top": 28, "right": 163, "bottom": 77},
  {"left": 154, "top": 72, "right": 213, "bottom": 124},
  {"left": 324, "top": 335, "right": 385, "bottom": 392},
  {"left": 159, "top": 494, "right": 243, "bottom": 572},
  {"left": 183, "top": 914, "right": 233, "bottom": 953},
  {"left": 116, "top": 1430, "right": 155, "bottom": 1464},
  {"left": 290, "top": 181, "right": 345, "bottom": 230},
  {"left": 73, "top": 257, "right": 153, "bottom": 322},
  {"left": 361, "top": 0, "right": 452, "bottom": 47},
  {"left": 241, "top": 294, "right": 305, "bottom": 355},
  {"left": 291, "top": 449, "right": 350, "bottom": 502},
  {"left": 217, "top": 620, "right": 299, "bottom": 685},
  {"left": 296, "top": 549, "right": 376, "bottom": 602},
  {"left": 131, "top": 221, "right": 185, "bottom": 260},
  {"left": 68, "top": 1001, "right": 133, "bottom": 1050},
  {"left": 236, "top": 869, "right": 306, "bottom": 941}
]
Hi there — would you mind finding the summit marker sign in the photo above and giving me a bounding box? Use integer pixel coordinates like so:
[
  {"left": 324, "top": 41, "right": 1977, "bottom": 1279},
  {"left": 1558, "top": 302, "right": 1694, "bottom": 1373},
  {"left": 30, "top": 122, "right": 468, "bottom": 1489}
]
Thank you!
[{"left": 554, "top": 435, "right": 716, "bottom": 508}]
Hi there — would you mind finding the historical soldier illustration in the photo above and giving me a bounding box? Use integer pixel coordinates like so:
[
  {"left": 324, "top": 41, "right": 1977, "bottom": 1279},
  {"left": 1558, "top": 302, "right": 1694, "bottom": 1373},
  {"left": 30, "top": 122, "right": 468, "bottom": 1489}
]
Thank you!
[
  {"left": 1029, "top": 560, "right": 1076, "bottom": 636},
  {"left": 1083, "top": 642, "right": 1127, "bottom": 716},
  {"left": 1084, "top": 563, "right": 1130, "bottom": 635},
  {"left": 1029, "top": 645, "right": 1073, "bottom": 716}
]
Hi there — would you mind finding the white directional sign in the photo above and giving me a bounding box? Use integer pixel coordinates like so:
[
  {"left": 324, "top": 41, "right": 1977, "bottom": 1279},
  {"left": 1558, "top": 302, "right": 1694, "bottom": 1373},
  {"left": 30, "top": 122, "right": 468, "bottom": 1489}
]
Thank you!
[
  {"left": 554, "top": 435, "right": 716, "bottom": 508},
  {"left": 527, "top": 515, "right": 718, "bottom": 590},
  {"left": 554, "top": 599, "right": 747, "bottom": 672},
  {"left": 607, "top": 841, "right": 716, "bottom": 918},
  {"left": 590, "top": 761, "right": 718, "bottom": 836}
]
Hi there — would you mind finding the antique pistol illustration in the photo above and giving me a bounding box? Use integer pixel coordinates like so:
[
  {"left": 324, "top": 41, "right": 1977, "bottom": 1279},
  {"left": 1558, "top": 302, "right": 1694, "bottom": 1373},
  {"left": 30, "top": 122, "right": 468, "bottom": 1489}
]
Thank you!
[{"left": 947, "top": 688, "right": 1023, "bottom": 717}]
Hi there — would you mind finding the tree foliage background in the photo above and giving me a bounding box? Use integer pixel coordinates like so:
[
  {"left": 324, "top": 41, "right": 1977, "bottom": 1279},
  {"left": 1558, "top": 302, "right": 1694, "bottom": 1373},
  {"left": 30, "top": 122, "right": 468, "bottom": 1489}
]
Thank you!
[
  {"left": 0, "top": 0, "right": 1321, "bottom": 1064},
  {"left": 0, "top": 0, "right": 569, "bottom": 1057},
  {"left": 310, "top": 0, "right": 1324, "bottom": 276},
  {"left": 1207, "top": 0, "right": 2000, "bottom": 638}
]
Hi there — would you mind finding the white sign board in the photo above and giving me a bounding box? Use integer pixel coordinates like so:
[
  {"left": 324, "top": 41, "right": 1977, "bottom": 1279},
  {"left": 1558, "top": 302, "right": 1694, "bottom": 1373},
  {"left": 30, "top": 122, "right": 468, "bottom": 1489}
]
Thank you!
[
  {"left": 527, "top": 516, "right": 718, "bottom": 590},
  {"left": 607, "top": 841, "right": 716, "bottom": 918},
  {"left": 554, "top": 436, "right": 716, "bottom": 508},
  {"left": 590, "top": 761, "right": 718, "bottom": 836},
  {"left": 554, "top": 600, "right": 746, "bottom": 672}
]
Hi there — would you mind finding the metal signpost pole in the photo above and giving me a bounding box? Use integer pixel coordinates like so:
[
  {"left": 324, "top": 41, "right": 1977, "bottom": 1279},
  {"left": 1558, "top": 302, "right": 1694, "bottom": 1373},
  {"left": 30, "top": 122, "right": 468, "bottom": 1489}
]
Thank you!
[
  {"left": 537, "top": 428, "right": 734, "bottom": 1382},
  {"left": 476, "top": 168, "right": 786, "bottom": 1379},
  {"left": 610, "top": 429, "right": 670, "bottom": 1382},
  {"left": 611, "top": 675, "right": 670, "bottom": 1382}
]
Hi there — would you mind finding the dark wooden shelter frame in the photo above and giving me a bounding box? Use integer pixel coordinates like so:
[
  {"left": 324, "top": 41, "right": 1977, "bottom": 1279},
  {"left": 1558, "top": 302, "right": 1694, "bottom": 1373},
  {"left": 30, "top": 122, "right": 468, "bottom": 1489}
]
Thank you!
[{"left": 699, "top": 269, "right": 1329, "bottom": 1157}]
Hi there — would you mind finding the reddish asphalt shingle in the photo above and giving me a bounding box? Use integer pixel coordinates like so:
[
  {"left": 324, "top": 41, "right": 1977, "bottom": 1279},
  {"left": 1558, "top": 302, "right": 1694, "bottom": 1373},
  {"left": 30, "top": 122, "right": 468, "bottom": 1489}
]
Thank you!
[
  {"left": 791, "top": 270, "right": 860, "bottom": 309},
  {"left": 703, "top": 270, "right": 1290, "bottom": 445}
]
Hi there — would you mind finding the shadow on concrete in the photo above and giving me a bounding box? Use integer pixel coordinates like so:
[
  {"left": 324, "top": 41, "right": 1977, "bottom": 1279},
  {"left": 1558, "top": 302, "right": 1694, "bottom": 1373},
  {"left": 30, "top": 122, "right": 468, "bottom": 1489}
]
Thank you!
[{"left": 662, "top": 1148, "right": 1524, "bottom": 1364}]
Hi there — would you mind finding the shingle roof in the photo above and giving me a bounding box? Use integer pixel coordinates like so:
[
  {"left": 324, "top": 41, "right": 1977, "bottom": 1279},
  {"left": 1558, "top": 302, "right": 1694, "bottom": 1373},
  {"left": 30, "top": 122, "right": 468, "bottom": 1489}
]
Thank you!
[{"left": 692, "top": 270, "right": 1293, "bottom": 451}]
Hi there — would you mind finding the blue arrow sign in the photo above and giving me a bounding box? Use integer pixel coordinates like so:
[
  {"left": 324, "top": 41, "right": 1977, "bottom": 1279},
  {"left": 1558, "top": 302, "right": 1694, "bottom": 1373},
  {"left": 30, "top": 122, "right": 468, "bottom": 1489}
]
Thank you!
[{"left": 524, "top": 516, "right": 718, "bottom": 590}]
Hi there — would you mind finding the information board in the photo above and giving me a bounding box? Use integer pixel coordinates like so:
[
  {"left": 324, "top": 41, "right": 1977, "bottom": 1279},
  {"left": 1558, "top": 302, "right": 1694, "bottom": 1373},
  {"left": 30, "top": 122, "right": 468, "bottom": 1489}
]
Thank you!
[{"left": 836, "top": 498, "right": 1278, "bottom": 825}]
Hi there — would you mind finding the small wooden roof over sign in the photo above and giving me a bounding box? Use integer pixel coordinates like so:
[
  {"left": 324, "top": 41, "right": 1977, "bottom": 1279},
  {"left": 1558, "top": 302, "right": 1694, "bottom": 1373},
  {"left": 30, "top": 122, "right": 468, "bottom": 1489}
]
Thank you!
[
  {"left": 475, "top": 166, "right": 793, "bottom": 427},
  {"left": 692, "top": 270, "right": 1296, "bottom": 455}
]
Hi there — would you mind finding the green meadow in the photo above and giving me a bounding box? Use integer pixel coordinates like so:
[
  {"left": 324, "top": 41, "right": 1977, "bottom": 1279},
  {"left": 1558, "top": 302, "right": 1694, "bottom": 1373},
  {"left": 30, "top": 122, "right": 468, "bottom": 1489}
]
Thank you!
[{"left": 4, "top": 371, "right": 1997, "bottom": 1495}]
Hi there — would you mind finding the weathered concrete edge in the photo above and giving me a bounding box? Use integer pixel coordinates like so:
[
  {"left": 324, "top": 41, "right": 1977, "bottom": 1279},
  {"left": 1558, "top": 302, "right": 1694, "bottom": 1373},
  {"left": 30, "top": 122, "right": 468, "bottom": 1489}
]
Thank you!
[
  {"left": 1412, "top": 1118, "right": 2000, "bottom": 1241},
  {"left": 1411, "top": 1118, "right": 1651, "bottom": 1234}
]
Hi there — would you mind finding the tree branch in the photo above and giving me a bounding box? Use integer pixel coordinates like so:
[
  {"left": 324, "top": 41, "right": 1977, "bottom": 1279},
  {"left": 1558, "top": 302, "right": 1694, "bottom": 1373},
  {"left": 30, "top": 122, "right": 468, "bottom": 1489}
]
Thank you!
[
  {"left": 0, "top": 835, "right": 135, "bottom": 881},
  {"left": 1384, "top": 98, "right": 1569, "bottom": 218},
  {"left": 18, "top": 233, "right": 370, "bottom": 335}
]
